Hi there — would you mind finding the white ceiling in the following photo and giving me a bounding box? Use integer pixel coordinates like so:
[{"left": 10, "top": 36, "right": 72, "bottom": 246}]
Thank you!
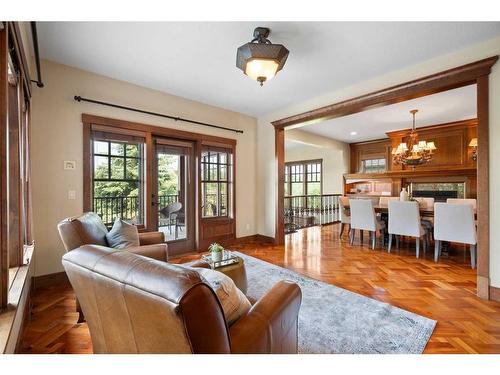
[
  {"left": 294, "top": 84, "right": 477, "bottom": 143},
  {"left": 37, "top": 22, "right": 500, "bottom": 117}
]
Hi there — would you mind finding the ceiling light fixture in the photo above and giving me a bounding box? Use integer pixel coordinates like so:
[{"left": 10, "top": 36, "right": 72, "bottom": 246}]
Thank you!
[
  {"left": 350, "top": 131, "right": 357, "bottom": 136},
  {"left": 392, "top": 109, "right": 437, "bottom": 168},
  {"left": 236, "top": 27, "right": 289, "bottom": 86}
]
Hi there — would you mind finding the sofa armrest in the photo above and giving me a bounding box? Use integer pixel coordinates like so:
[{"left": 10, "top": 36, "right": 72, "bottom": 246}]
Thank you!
[
  {"left": 229, "top": 280, "right": 301, "bottom": 354},
  {"left": 126, "top": 243, "right": 168, "bottom": 262},
  {"left": 138, "top": 231, "right": 165, "bottom": 245},
  {"left": 182, "top": 259, "right": 212, "bottom": 269}
]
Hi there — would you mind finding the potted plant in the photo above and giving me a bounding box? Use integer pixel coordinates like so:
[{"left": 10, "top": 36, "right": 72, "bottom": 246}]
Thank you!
[{"left": 208, "top": 242, "right": 224, "bottom": 262}]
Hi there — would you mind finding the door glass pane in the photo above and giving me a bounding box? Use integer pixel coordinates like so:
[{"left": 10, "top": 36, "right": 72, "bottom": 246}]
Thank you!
[{"left": 157, "top": 150, "right": 187, "bottom": 242}]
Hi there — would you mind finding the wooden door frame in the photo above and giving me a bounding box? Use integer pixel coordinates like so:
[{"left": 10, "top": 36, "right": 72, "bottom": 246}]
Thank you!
[
  {"left": 272, "top": 56, "right": 498, "bottom": 299},
  {"left": 82, "top": 114, "right": 237, "bottom": 254},
  {"left": 151, "top": 137, "right": 196, "bottom": 255}
]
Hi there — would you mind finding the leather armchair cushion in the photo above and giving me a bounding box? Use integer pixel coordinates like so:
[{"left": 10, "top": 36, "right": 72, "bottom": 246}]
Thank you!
[
  {"left": 106, "top": 218, "right": 140, "bottom": 249},
  {"left": 197, "top": 268, "right": 251, "bottom": 325}
]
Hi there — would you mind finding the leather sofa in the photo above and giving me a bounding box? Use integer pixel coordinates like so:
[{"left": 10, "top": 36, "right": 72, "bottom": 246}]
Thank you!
[
  {"left": 62, "top": 245, "right": 302, "bottom": 354},
  {"left": 57, "top": 212, "right": 169, "bottom": 322}
]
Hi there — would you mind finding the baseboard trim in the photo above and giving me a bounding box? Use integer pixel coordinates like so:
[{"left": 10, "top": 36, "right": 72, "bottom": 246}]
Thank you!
[
  {"left": 490, "top": 286, "right": 500, "bottom": 302},
  {"left": 33, "top": 272, "right": 69, "bottom": 290}
]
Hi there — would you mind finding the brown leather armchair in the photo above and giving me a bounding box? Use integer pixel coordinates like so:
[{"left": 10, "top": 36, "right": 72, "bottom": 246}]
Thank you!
[
  {"left": 57, "top": 212, "right": 169, "bottom": 321},
  {"left": 62, "top": 245, "right": 302, "bottom": 354},
  {"left": 57, "top": 212, "right": 168, "bottom": 260}
]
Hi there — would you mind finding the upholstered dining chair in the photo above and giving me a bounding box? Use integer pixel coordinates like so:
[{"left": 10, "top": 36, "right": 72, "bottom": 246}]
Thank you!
[
  {"left": 446, "top": 198, "right": 477, "bottom": 211},
  {"left": 387, "top": 201, "right": 429, "bottom": 258},
  {"left": 62, "top": 245, "right": 302, "bottom": 354},
  {"left": 349, "top": 199, "right": 386, "bottom": 249},
  {"left": 339, "top": 196, "right": 351, "bottom": 237},
  {"left": 434, "top": 202, "right": 477, "bottom": 268},
  {"left": 378, "top": 196, "right": 399, "bottom": 206},
  {"left": 414, "top": 197, "right": 435, "bottom": 238}
]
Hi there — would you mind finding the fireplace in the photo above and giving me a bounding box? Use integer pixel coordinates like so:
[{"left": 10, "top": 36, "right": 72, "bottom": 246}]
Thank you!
[{"left": 410, "top": 182, "right": 465, "bottom": 202}]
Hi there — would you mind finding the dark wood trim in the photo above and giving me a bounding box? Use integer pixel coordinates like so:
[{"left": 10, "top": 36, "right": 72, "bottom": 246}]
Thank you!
[
  {"left": 8, "top": 82, "right": 22, "bottom": 268},
  {"left": 344, "top": 166, "right": 477, "bottom": 181},
  {"left": 272, "top": 56, "right": 498, "bottom": 129},
  {"left": 490, "top": 286, "right": 500, "bottom": 303},
  {"left": 273, "top": 57, "right": 497, "bottom": 300},
  {"left": 275, "top": 127, "right": 285, "bottom": 245},
  {"left": 82, "top": 114, "right": 237, "bottom": 146},
  {"left": 0, "top": 24, "right": 9, "bottom": 309},
  {"left": 476, "top": 75, "right": 489, "bottom": 299},
  {"left": 9, "top": 23, "right": 31, "bottom": 99},
  {"left": 82, "top": 122, "right": 92, "bottom": 212},
  {"left": 33, "top": 272, "right": 68, "bottom": 290}
]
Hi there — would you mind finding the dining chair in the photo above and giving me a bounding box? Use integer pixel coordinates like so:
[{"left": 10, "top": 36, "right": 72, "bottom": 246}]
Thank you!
[
  {"left": 446, "top": 198, "right": 477, "bottom": 210},
  {"left": 387, "top": 201, "right": 428, "bottom": 258},
  {"left": 434, "top": 202, "right": 477, "bottom": 268},
  {"left": 414, "top": 197, "right": 435, "bottom": 237},
  {"left": 378, "top": 196, "right": 399, "bottom": 206},
  {"left": 349, "top": 199, "right": 385, "bottom": 249},
  {"left": 339, "top": 196, "right": 351, "bottom": 237}
]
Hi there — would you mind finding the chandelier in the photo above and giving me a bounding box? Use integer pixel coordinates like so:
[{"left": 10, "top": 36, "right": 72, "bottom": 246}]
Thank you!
[
  {"left": 236, "top": 27, "right": 289, "bottom": 86},
  {"left": 392, "top": 109, "right": 436, "bottom": 167}
]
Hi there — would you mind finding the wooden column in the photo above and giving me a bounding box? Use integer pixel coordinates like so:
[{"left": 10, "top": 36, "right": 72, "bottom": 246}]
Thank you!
[
  {"left": 476, "top": 75, "right": 489, "bottom": 299},
  {"left": 275, "top": 127, "right": 285, "bottom": 245}
]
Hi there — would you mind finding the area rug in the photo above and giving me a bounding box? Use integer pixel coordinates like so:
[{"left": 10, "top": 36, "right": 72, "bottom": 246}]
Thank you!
[{"left": 233, "top": 252, "right": 436, "bottom": 354}]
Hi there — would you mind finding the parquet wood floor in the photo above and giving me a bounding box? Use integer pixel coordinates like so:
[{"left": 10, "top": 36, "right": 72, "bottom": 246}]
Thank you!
[{"left": 20, "top": 225, "right": 500, "bottom": 354}]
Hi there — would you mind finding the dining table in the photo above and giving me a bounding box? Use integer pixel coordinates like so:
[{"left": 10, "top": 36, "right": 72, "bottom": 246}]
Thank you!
[{"left": 344, "top": 202, "right": 477, "bottom": 218}]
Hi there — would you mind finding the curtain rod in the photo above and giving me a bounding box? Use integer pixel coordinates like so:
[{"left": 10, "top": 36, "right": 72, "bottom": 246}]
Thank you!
[
  {"left": 30, "top": 22, "right": 44, "bottom": 88},
  {"left": 74, "top": 96, "right": 244, "bottom": 134}
]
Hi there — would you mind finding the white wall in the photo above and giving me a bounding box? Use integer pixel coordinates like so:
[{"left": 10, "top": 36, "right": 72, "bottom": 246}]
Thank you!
[
  {"left": 285, "top": 129, "right": 349, "bottom": 194},
  {"left": 31, "top": 60, "right": 258, "bottom": 276},
  {"left": 257, "top": 36, "right": 500, "bottom": 288}
]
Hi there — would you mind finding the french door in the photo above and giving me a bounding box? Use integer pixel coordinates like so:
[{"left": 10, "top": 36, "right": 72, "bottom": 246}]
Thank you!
[{"left": 152, "top": 138, "right": 196, "bottom": 255}]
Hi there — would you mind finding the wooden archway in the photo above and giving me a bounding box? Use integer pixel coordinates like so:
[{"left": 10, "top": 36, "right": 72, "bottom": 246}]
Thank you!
[{"left": 272, "top": 56, "right": 498, "bottom": 300}]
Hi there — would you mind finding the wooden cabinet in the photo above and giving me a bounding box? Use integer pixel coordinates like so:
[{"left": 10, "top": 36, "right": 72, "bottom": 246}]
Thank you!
[{"left": 345, "top": 119, "right": 477, "bottom": 198}]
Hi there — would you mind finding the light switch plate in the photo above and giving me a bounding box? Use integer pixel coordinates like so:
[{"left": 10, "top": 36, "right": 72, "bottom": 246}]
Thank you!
[
  {"left": 64, "top": 160, "right": 76, "bottom": 170},
  {"left": 68, "top": 190, "right": 76, "bottom": 200}
]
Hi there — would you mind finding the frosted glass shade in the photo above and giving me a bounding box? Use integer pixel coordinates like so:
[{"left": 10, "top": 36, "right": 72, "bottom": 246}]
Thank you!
[{"left": 245, "top": 59, "right": 279, "bottom": 82}]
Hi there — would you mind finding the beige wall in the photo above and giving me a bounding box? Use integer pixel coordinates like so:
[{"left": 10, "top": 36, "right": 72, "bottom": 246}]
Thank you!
[
  {"left": 31, "top": 59, "right": 257, "bottom": 276},
  {"left": 285, "top": 129, "right": 349, "bottom": 194},
  {"left": 257, "top": 35, "right": 500, "bottom": 288}
]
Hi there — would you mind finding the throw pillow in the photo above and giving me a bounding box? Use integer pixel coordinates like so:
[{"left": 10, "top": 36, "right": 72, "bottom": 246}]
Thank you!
[
  {"left": 105, "top": 218, "right": 140, "bottom": 249},
  {"left": 196, "top": 268, "right": 251, "bottom": 325}
]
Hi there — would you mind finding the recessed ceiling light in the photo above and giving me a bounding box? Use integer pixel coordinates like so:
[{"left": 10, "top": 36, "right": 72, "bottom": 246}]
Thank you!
[{"left": 350, "top": 131, "right": 357, "bottom": 136}]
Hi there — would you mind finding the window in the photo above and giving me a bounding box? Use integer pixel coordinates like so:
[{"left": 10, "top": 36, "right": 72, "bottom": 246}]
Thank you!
[
  {"left": 1, "top": 23, "right": 34, "bottom": 309},
  {"left": 361, "top": 158, "right": 386, "bottom": 173},
  {"left": 201, "top": 148, "right": 233, "bottom": 218},
  {"left": 92, "top": 139, "right": 144, "bottom": 226},
  {"left": 284, "top": 159, "right": 322, "bottom": 196}
]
